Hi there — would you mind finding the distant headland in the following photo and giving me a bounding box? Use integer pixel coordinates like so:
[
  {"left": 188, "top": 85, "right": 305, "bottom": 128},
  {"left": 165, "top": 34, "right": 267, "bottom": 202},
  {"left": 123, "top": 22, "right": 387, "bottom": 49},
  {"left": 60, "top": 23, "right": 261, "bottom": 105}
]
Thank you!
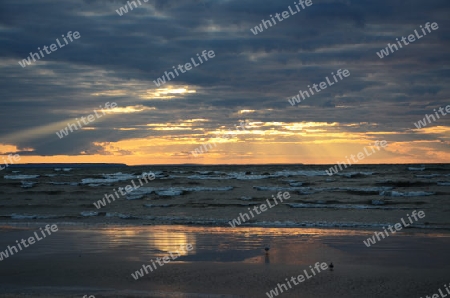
[{"left": 8, "top": 163, "right": 127, "bottom": 168}]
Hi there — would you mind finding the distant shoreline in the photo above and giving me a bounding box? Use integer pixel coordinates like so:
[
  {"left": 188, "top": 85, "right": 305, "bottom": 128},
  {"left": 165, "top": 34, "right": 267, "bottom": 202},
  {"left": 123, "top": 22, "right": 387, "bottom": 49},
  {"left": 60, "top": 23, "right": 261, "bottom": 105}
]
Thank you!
[
  {"left": 5, "top": 162, "right": 450, "bottom": 168},
  {"left": 7, "top": 163, "right": 127, "bottom": 168}
]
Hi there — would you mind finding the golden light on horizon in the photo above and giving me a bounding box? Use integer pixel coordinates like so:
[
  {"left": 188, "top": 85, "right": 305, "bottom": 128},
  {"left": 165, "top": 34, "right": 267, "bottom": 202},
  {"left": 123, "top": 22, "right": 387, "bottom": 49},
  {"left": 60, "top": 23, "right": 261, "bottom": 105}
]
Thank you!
[{"left": 3, "top": 120, "right": 448, "bottom": 165}]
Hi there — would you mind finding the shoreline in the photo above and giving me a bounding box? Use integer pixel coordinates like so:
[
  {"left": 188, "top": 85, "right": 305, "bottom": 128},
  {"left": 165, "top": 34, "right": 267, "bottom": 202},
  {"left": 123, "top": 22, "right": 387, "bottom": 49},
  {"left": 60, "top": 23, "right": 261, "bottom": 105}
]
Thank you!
[{"left": 1, "top": 216, "right": 449, "bottom": 233}]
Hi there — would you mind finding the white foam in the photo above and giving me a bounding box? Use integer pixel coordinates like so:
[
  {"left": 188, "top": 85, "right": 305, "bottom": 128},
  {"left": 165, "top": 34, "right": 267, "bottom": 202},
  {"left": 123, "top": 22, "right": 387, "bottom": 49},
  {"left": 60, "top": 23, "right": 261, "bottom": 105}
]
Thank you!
[
  {"left": 337, "top": 186, "right": 393, "bottom": 193},
  {"left": 408, "top": 167, "right": 425, "bottom": 171},
  {"left": 10, "top": 214, "right": 60, "bottom": 220},
  {"left": 183, "top": 186, "right": 234, "bottom": 192},
  {"left": 380, "top": 190, "right": 435, "bottom": 197},
  {"left": 224, "top": 172, "right": 269, "bottom": 180},
  {"left": 371, "top": 200, "right": 386, "bottom": 205},
  {"left": 11, "top": 213, "right": 37, "bottom": 219},
  {"left": 254, "top": 186, "right": 392, "bottom": 195},
  {"left": 415, "top": 174, "right": 440, "bottom": 178},
  {"left": 125, "top": 186, "right": 233, "bottom": 199},
  {"left": 155, "top": 189, "right": 184, "bottom": 196},
  {"left": 81, "top": 172, "right": 138, "bottom": 185},
  {"left": 4, "top": 174, "right": 39, "bottom": 179},
  {"left": 253, "top": 186, "right": 306, "bottom": 191},
  {"left": 105, "top": 212, "right": 135, "bottom": 219},
  {"left": 197, "top": 171, "right": 213, "bottom": 175},
  {"left": 80, "top": 211, "right": 98, "bottom": 217},
  {"left": 272, "top": 170, "right": 329, "bottom": 177},
  {"left": 235, "top": 174, "right": 269, "bottom": 180},
  {"left": 285, "top": 203, "right": 411, "bottom": 210},
  {"left": 103, "top": 172, "right": 136, "bottom": 180},
  {"left": 21, "top": 181, "right": 37, "bottom": 188}
]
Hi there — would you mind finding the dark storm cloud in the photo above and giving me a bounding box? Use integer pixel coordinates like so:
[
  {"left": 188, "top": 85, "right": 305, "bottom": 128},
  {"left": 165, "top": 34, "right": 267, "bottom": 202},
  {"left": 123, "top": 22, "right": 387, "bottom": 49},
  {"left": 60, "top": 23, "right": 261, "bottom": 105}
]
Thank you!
[{"left": 0, "top": 0, "right": 448, "bottom": 155}]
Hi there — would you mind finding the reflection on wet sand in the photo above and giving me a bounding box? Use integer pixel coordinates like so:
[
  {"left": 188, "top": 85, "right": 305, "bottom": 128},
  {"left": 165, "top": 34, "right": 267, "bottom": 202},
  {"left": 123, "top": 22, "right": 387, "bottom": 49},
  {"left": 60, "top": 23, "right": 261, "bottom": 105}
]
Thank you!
[
  {"left": 3, "top": 224, "right": 449, "bottom": 267},
  {"left": 32, "top": 225, "right": 445, "bottom": 267},
  {"left": 96, "top": 227, "right": 197, "bottom": 261}
]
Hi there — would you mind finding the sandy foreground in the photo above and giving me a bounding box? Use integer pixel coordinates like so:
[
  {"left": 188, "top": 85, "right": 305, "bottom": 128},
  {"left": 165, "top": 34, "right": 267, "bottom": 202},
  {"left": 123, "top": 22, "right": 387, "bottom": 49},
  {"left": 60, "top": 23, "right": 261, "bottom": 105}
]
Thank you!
[{"left": 0, "top": 225, "right": 449, "bottom": 298}]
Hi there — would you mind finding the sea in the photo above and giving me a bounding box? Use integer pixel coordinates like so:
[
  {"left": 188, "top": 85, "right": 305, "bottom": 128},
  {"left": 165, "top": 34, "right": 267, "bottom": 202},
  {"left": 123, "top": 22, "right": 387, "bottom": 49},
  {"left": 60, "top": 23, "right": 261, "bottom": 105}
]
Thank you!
[{"left": 1, "top": 163, "right": 449, "bottom": 230}]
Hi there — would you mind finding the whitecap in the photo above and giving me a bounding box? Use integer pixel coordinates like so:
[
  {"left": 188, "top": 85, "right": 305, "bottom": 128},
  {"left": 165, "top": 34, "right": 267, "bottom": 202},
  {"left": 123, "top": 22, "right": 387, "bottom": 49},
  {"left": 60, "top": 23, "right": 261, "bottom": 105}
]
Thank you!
[
  {"left": 21, "top": 181, "right": 37, "bottom": 188},
  {"left": 80, "top": 211, "right": 98, "bottom": 217},
  {"left": 253, "top": 186, "right": 306, "bottom": 191},
  {"left": 4, "top": 174, "right": 39, "bottom": 179},
  {"left": 272, "top": 170, "right": 329, "bottom": 177},
  {"left": 11, "top": 213, "right": 37, "bottom": 219},
  {"left": 183, "top": 186, "right": 233, "bottom": 192},
  {"left": 380, "top": 190, "right": 435, "bottom": 197},
  {"left": 81, "top": 172, "right": 138, "bottom": 185},
  {"left": 285, "top": 203, "right": 412, "bottom": 210},
  {"left": 155, "top": 189, "right": 184, "bottom": 196},
  {"left": 408, "top": 167, "right": 425, "bottom": 171},
  {"left": 415, "top": 174, "right": 440, "bottom": 178}
]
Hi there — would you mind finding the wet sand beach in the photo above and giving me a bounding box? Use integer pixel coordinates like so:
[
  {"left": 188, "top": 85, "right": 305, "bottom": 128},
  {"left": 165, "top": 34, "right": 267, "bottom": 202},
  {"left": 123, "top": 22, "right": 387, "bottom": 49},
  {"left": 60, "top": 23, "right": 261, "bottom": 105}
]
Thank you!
[{"left": 0, "top": 225, "right": 449, "bottom": 297}]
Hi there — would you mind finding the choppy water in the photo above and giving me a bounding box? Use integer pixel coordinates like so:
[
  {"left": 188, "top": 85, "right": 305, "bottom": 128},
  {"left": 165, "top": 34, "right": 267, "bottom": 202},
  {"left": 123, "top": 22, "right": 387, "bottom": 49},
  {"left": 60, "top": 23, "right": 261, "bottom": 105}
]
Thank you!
[{"left": 1, "top": 164, "right": 449, "bottom": 229}]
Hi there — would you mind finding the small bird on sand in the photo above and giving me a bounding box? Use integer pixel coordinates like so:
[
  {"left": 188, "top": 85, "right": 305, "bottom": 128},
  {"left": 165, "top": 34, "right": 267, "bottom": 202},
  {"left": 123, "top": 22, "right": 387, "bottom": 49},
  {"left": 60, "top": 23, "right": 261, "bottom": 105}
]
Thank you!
[
  {"left": 329, "top": 262, "right": 334, "bottom": 269},
  {"left": 264, "top": 246, "right": 270, "bottom": 254}
]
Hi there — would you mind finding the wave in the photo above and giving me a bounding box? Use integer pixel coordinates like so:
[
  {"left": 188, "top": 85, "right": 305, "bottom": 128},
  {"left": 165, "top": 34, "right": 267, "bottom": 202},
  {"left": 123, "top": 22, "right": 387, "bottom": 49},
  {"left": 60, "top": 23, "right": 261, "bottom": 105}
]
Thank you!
[
  {"left": 285, "top": 203, "right": 415, "bottom": 210},
  {"left": 408, "top": 167, "right": 425, "bottom": 171},
  {"left": 4, "top": 174, "right": 39, "bottom": 179},
  {"left": 48, "top": 182, "right": 79, "bottom": 186},
  {"left": 21, "top": 181, "right": 37, "bottom": 188},
  {"left": 380, "top": 190, "right": 435, "bottom": 197},
  {"left": 415, "top": 174, "right": 441, "bottom": 178},
  {"left": 125, "top": 186, "right": 235, "bottom": 200}
]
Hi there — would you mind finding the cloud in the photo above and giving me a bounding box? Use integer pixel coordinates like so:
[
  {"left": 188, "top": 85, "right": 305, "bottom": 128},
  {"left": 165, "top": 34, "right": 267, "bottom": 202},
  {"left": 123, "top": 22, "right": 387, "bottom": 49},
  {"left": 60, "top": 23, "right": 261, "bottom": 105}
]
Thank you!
[{"left": 0, "top": 0, "right": 448, "bottom": 163}]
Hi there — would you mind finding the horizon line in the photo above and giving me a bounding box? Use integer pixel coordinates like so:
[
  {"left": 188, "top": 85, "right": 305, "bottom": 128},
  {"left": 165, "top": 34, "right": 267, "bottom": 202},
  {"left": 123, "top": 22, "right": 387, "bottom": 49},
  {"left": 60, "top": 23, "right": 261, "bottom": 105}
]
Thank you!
[{"left": 5, "top": 162, "right": 449, "bottom": 167}]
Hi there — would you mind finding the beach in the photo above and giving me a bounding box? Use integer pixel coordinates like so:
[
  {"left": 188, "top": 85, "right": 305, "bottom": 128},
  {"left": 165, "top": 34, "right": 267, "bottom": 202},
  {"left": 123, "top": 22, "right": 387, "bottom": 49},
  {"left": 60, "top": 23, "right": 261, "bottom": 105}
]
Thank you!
[
  {"left": 0, "top": 164, "right": 449, "bottom": 297},
  {"left": 0, "top": 225, "right": 449, "bottom": 297}
]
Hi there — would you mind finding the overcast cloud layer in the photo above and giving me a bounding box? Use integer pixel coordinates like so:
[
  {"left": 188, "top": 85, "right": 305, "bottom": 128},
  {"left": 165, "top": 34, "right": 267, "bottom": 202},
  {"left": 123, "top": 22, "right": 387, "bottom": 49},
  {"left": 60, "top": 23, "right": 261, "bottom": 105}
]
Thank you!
[{"left": 0, "top": 0, "right": 449, "bottom": 164}]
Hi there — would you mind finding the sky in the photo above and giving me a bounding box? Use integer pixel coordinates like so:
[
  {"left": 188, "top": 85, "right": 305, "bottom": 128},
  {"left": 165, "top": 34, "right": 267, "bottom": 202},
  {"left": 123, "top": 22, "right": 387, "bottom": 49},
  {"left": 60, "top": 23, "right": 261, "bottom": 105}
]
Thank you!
[{"left": 0, "top": 0, "right": 449, "bottom": 165}]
